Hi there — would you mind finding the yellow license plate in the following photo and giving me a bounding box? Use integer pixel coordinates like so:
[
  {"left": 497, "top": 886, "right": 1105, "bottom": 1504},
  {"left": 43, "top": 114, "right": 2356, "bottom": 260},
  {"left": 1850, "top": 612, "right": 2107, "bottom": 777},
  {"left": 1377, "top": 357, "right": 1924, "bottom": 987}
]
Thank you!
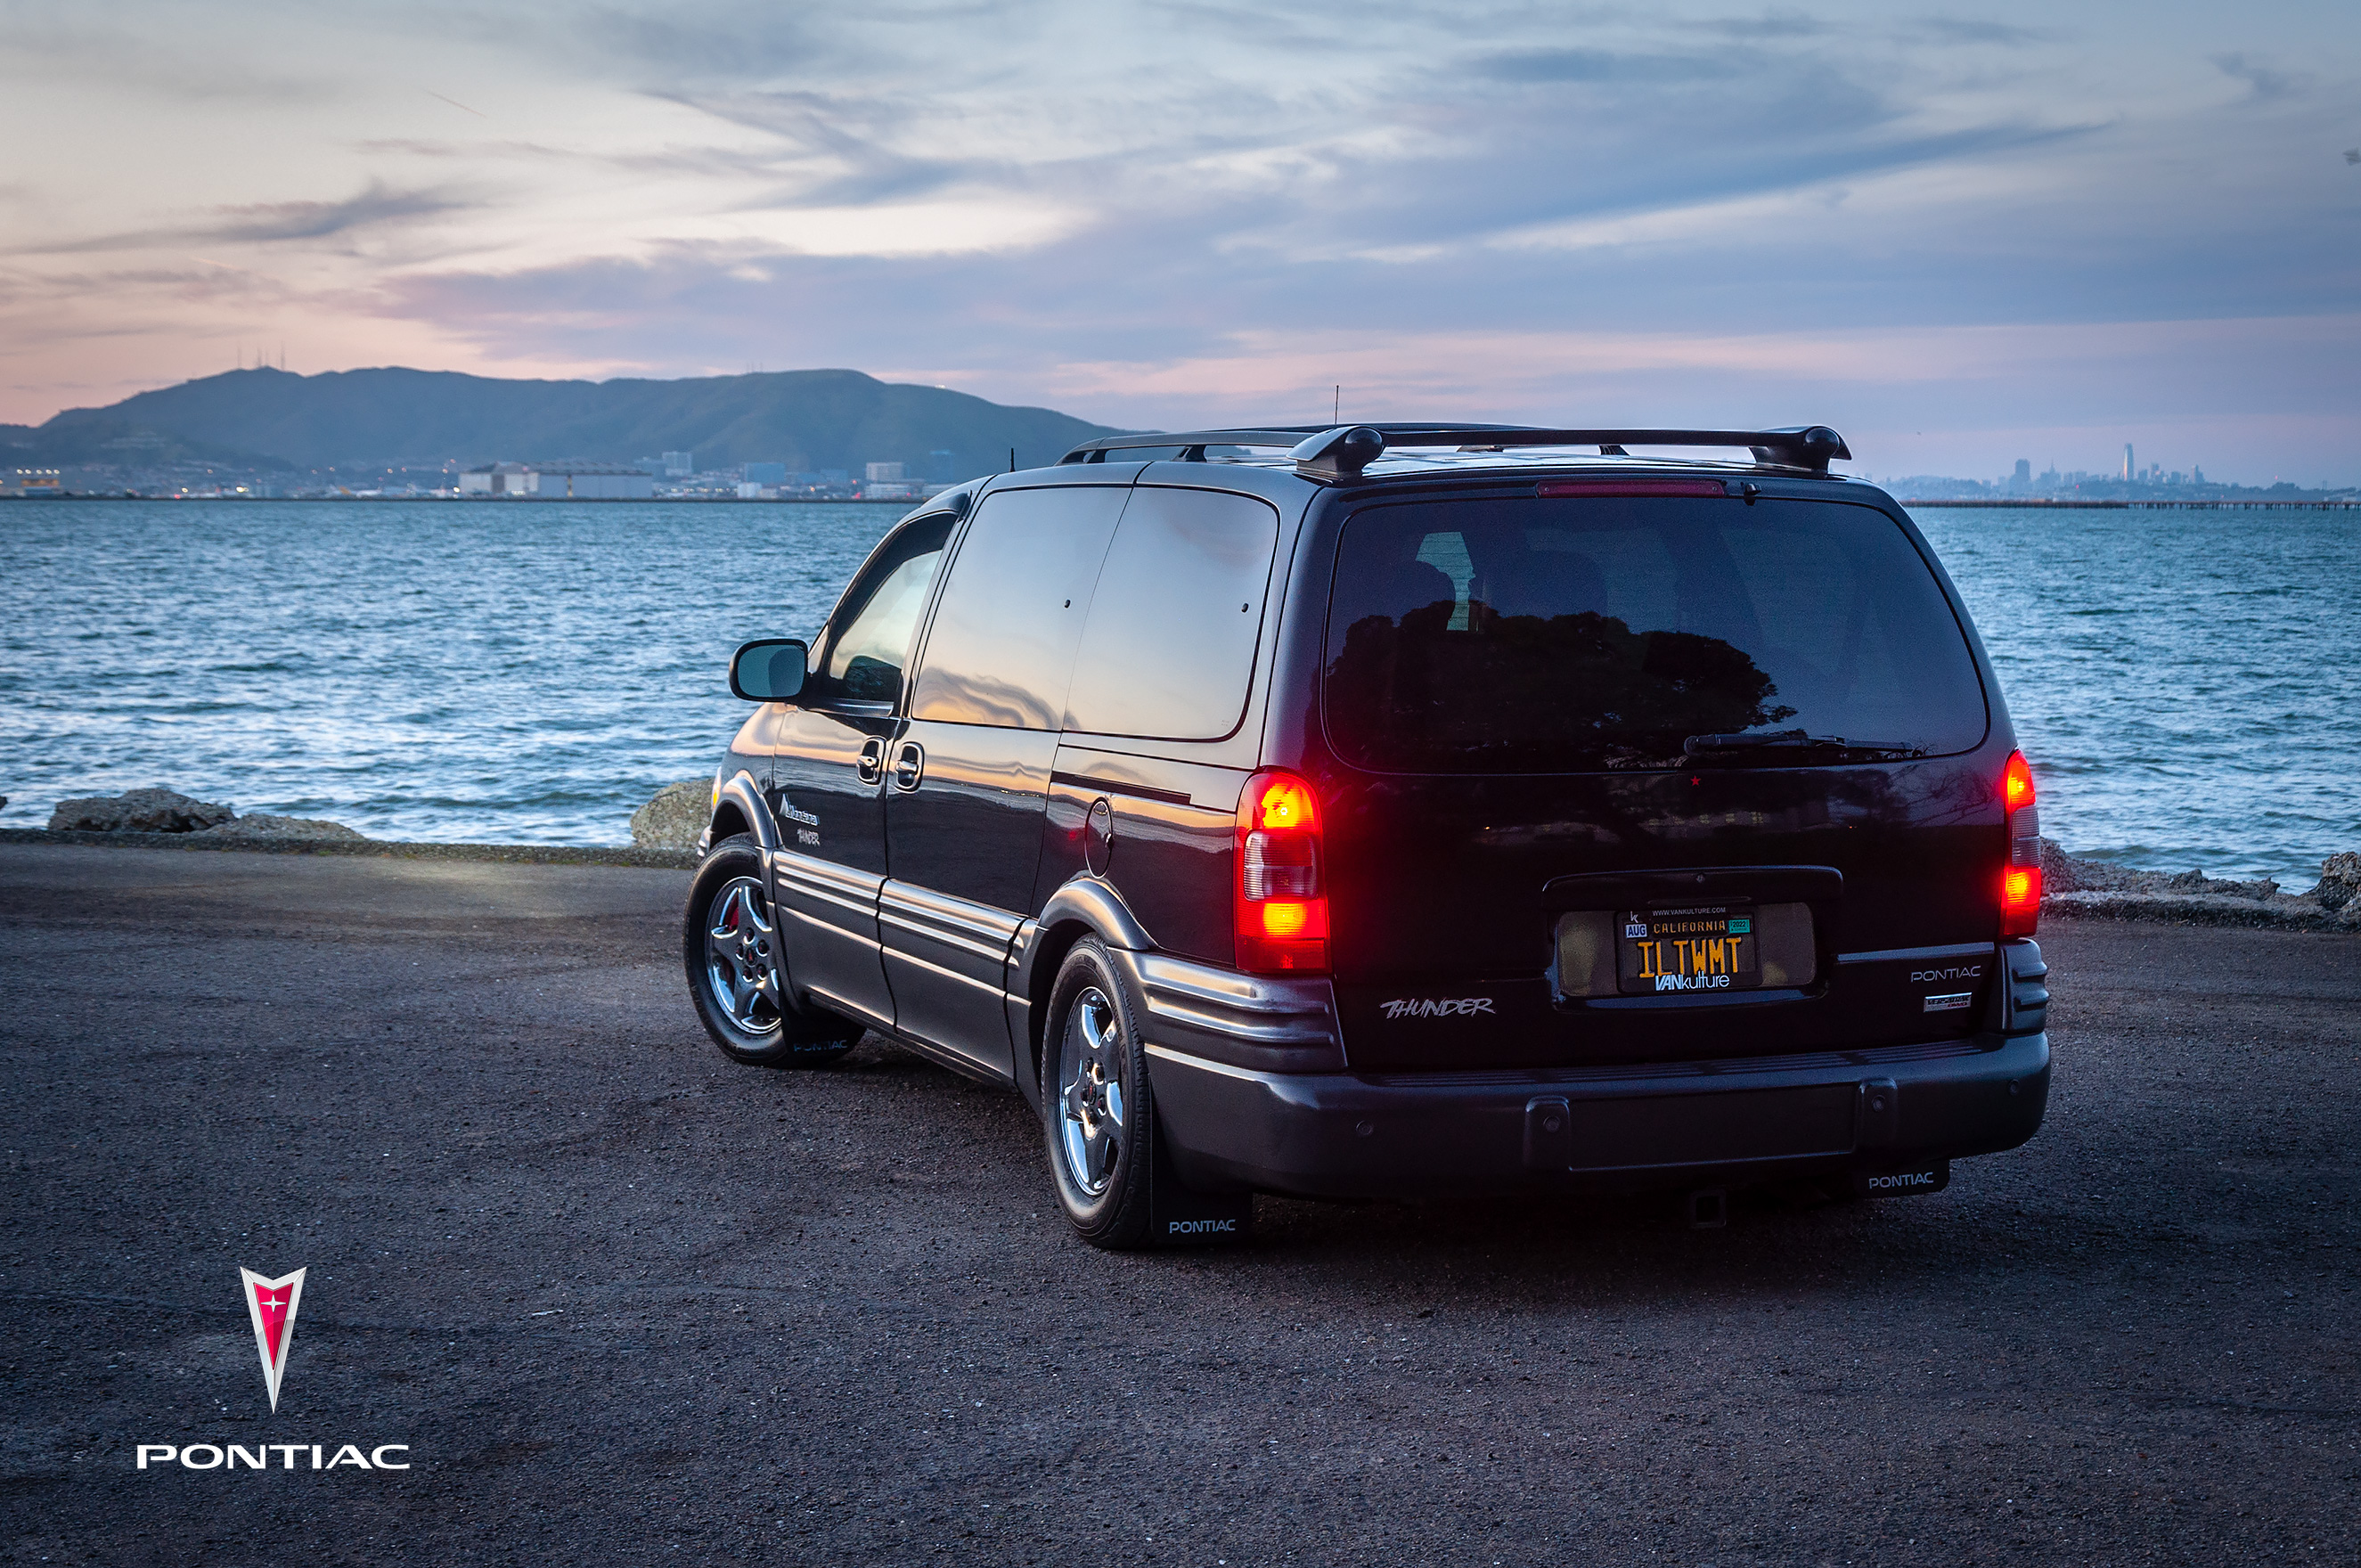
[{"left": 1618, "top": 905, "right": 1760, "bottom": 995}]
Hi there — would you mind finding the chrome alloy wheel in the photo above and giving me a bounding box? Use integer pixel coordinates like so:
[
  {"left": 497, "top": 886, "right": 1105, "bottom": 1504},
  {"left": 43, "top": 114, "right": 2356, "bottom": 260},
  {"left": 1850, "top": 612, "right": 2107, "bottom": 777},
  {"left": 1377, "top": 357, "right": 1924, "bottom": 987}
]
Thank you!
[
  {"left": 1057, "top": 985, "right": 1128, "bottom": 1196},
  {"left": 703, "top": 876, "right": 783, "bottom": 1035}
]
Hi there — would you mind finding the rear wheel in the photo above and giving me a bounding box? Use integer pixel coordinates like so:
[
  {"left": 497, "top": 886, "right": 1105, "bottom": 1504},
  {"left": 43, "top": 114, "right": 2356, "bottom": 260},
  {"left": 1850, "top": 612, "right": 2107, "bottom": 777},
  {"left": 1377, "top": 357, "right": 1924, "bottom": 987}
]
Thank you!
[
  {"left": 1042, "top": 938, "right": 1154, "bottom": 1249},
  {"left": 683, "top": 835, "right": 861, "bottom": 1066}
]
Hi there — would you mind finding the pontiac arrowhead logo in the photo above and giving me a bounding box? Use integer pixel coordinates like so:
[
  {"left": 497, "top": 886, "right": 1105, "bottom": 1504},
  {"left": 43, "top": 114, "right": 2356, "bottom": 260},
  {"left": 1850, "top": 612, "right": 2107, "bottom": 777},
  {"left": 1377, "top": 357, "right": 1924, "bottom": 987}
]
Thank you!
[{"left": 239, "top": 1267, "right": 306, "bottom": 1412}]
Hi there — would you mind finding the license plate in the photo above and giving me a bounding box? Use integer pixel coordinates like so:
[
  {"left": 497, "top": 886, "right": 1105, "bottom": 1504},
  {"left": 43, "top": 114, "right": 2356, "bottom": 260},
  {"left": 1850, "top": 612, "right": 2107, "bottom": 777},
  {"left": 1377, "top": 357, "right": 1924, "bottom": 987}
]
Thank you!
[{"left": 1618, "top": 904, "right": 1760, "bottom": 995}]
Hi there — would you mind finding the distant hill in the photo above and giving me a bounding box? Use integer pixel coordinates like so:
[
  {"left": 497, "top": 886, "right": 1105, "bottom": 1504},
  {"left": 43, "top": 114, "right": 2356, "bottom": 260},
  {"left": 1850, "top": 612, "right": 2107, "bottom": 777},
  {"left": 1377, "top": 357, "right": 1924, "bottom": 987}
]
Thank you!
[
  {"left": 0, "top": 415, "right": 293, "bottom": 471},
  {"left": 22, "top": 366, "right": 1129, "bottom": 475}
]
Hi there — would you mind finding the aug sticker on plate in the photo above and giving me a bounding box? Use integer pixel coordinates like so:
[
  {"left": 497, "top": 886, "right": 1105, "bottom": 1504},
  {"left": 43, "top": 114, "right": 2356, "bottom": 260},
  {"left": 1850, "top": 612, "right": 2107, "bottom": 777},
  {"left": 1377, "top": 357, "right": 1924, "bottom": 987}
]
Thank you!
[{"left": 1623, "top": 921, "right": 1648, "bottom": 938}]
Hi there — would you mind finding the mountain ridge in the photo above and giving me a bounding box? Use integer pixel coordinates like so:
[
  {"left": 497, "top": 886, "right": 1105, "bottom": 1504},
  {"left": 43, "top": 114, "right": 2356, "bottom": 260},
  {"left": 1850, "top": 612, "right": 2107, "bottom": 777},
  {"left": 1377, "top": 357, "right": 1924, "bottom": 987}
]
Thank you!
[{"left": 14, "top": 366, "right": 1128, "bottom": 475}]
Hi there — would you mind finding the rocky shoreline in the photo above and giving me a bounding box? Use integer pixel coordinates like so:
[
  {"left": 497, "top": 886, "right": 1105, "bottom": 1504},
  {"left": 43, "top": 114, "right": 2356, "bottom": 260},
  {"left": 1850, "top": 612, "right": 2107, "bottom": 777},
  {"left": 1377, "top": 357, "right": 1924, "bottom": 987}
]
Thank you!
[
  {"left": 9, "top": 785, "right": 699, "bottom": 869},
  {"left": 2040, "top": 838, "right": 2359, "bottom": 931},
  {"left": 8, "top": 784, "right": 2358, "bottom": 929}
]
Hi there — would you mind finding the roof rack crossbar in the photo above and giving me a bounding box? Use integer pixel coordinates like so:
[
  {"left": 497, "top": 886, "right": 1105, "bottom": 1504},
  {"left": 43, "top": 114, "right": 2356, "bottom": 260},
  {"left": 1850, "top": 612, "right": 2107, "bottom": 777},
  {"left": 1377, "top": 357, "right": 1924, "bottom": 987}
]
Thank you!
[{"left": 1058, "top": 424, "right": 1851, "bottom": 476}]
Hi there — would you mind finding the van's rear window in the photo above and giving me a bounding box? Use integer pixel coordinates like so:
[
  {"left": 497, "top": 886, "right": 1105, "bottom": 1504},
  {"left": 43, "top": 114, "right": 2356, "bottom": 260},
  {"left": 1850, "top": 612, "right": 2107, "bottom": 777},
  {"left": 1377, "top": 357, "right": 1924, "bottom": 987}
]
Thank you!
[{"left": 1322, "top": 495, "right": 1988, "bottom": 773}]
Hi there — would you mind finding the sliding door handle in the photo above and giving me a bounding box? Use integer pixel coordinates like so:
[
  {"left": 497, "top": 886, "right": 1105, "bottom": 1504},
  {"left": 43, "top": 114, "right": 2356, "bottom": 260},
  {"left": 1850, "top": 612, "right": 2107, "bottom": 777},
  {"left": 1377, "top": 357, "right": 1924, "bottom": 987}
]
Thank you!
[
  {"left": 891, "top": 741, "right": 926, "bottom": 792},
  {"left": 855, "top": 737, "right": 886, "bottom": 785}
]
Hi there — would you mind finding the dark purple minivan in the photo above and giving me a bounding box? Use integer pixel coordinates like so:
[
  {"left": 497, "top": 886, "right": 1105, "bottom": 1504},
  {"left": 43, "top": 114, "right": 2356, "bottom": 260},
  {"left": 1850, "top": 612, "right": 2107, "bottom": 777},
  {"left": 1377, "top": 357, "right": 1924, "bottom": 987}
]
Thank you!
[{"left": 684, "top": 424, "right": 2050, "bottom": 1247}]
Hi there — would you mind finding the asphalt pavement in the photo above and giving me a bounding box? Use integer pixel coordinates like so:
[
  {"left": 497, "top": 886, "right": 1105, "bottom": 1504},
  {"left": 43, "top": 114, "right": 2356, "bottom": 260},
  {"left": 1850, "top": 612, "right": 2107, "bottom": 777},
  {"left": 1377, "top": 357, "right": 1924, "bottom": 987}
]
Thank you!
[{"left": 3, "top": 842, "right": 2357, "bottom": 1566}]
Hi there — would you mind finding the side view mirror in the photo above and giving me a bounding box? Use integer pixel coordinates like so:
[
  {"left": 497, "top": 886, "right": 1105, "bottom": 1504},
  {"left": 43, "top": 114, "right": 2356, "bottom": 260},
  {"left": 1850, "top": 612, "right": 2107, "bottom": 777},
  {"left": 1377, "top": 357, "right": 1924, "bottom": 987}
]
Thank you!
[{"left": 729, "top": 638, "right": 808, "bottom": 701}]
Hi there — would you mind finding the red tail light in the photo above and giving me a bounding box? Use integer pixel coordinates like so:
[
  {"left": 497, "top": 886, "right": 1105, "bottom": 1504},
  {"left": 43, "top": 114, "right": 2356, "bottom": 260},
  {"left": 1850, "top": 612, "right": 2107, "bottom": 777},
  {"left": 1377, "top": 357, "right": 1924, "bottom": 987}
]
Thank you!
[
  {"left": 2000, "top": 750, "right": 2041, "bottom": 936},
  {"left": 1237, "top": 771, "right": 1328, "bottom": 973},
  {"left": 2004, "top": 751, "right": 2036, "bottom": 813}
]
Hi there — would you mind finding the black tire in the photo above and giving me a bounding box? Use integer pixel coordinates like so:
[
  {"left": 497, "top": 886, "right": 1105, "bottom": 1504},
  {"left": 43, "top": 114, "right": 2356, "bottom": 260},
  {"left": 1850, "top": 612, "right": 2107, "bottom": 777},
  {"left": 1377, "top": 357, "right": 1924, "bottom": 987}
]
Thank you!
[
  {"left": 1042, "top": 937, "right": 1155, "bottom": 1249},
  {"left": 683, "top": 835, "right": 862, "bottom": 1066}
]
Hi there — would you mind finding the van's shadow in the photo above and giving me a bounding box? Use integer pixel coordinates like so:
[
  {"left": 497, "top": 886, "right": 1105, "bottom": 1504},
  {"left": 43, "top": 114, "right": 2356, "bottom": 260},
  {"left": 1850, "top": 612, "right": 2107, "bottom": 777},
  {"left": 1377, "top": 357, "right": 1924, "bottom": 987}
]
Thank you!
[{"left": 840, "top": 1037, "right": 2208, "bottom": 1314}]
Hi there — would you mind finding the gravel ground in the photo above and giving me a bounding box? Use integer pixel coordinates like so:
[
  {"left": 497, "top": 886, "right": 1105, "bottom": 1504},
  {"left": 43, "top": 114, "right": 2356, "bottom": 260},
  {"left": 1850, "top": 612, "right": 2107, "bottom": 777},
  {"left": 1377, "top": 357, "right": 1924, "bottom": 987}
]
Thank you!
[{"left": 2, "top": 842, "right": 2357, "bottom": 1566}]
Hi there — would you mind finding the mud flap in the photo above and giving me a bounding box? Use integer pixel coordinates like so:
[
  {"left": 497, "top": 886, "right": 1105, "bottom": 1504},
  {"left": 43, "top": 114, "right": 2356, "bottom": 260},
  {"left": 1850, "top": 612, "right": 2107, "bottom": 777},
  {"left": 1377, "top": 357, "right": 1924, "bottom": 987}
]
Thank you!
[
  {"left": 1148, "top": 1118, "right": 1253, "bottom": 1245},
  {"left": 1850, "top": 1159, "right": 1950, "bottom": 1198}
]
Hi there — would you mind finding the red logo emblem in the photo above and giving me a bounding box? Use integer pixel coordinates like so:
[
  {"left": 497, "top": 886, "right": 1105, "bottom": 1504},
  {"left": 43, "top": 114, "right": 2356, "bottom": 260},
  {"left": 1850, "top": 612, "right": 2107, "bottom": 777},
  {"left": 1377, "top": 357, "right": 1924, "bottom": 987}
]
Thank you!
[{"left": 239, "top": 1267, "right": 306, "bottom": 1411}]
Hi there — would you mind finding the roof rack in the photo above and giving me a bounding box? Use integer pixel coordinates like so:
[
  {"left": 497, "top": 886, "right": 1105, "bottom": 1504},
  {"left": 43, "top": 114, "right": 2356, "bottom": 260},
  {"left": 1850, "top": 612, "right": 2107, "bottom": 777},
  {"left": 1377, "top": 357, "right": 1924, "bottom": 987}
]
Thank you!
[{"left": 1058, "top": 423, "right": 1851, "bottom": 480}]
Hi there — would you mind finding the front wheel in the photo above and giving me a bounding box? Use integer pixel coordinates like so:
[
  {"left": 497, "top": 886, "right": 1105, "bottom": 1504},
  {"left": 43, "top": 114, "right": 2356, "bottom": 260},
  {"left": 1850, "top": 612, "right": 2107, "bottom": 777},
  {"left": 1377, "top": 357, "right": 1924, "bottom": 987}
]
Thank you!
[
  {"left": 1042, "top": 938, "right": 1155, "bottom": 1248},
  {"left": 683, "top": 835, "right": 861, "bottom": 1066}
]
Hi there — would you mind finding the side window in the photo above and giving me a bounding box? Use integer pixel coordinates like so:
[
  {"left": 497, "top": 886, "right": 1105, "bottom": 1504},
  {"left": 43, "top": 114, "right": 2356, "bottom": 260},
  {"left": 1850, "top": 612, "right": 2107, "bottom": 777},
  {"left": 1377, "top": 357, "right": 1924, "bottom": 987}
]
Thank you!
[
  {"left": 1063, "top": 487, "right": 1279, "bottom": 741},
  {"left": 910, "top": 486, "right": 1128, "bottom": 729},
  {"left": 806, "top": 515, "right": 953, "bottom": 706}
]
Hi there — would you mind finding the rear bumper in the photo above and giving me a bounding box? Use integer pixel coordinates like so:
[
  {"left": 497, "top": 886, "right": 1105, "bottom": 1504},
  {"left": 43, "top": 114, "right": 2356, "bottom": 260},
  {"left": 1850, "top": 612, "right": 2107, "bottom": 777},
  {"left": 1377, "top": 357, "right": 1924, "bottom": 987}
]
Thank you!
[{"left": 1147, "top": 1033, "right": 2050, "bottom": 1200}]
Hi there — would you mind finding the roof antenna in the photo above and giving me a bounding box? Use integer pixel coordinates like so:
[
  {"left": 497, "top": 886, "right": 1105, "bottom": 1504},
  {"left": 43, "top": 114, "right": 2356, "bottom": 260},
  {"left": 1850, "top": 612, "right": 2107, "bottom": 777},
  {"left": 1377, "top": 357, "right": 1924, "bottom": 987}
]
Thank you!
[
  {"left": 1334, "top": 385, "right": 1340, "bottom": 422},
  {"left": 1009, "top": 447, "right": 1016, "bottom": 472}
]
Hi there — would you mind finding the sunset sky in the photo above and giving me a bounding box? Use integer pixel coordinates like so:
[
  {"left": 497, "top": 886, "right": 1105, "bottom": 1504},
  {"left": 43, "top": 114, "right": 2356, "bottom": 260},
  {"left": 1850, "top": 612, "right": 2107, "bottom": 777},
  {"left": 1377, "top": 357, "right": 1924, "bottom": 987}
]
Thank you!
[{"left": 3, "top": 0, "right": 2356, "bottom": 481}]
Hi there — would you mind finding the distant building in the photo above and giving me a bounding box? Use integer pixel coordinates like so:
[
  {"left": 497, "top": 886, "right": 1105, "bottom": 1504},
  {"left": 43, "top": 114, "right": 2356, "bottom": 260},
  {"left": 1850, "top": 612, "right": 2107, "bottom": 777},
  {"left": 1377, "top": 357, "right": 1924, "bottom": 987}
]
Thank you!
[
  {"left": 2122, "top": 443, "right": 2134, "bottom": 481},
  {"left": 862, "top": 480, "right": 920, "bottom": 500},
  {"left": 458, "top": 462, "right": 531, "bottom": 495},
  {"left": 7, "top": 469, "right": 63, "bottom": 494},
  {"left": 460, "top": 461, "right": 653, "bottom": 499},
  {"left": 742, "top": 461, "right": 787, "bottom": 485},
  {"left": 865, "top": 461, "right": 904, "bottom": 483},
  {"left": 2011, "top": 459, "right": 2030, "bottom": 490},
  {"left": 663, "top": 451, "right": 695, "bottom": 478},
  {"left": 737, "top": 482, "right": 775, "bottom": 500},
  {"left": 527, "top": 463, "right": 654, "bottom": 499}
]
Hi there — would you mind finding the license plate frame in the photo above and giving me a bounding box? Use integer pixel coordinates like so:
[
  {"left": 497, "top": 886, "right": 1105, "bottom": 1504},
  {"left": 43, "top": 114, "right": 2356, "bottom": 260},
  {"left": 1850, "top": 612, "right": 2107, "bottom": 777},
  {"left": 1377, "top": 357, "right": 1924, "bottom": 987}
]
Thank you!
[{"left": 1617, "top": 903, "right": 1761, "bottom": 996}]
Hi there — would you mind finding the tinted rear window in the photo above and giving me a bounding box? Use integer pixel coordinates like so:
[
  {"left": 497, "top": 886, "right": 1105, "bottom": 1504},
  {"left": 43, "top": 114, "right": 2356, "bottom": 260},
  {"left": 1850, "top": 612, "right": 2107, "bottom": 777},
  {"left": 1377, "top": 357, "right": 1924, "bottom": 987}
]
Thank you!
[
  {"left": 1063, "top": 487, "right": 1279, "bottom": 741},
  {"left": 1323, "top": 495, "right": 1987, "bottom": 772}
]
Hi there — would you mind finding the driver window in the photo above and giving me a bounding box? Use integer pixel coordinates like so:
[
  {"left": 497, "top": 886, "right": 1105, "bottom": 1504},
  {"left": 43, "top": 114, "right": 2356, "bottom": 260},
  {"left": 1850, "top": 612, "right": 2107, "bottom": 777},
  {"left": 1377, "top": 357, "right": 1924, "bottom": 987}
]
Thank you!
[{"left": 806, "top": 516, "right": 953, "bottom": 706}]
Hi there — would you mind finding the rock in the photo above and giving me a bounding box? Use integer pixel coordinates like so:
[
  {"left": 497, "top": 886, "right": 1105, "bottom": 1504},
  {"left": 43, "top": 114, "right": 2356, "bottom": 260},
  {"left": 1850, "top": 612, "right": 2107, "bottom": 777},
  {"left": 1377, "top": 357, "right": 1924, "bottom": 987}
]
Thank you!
[
  {"left": 2038, "top": 837, "right": 2287, "bottom": 900},
  {"left": 192, "top": 813, "right": 367, "bottom": 843},
  {"left": 48, "top": 787, "right": 234, "bottom": 834},
  {"left": 631, "top": 780, "right": 711, "bottom": 850},
  {"left": 2313, "top": 852, "right": 2361, "bottom": 913},
  {"left": 2166, "top": 867, "right": 2280, "bottom": 900},
  {"left": 2038, "top": 837, "right": 2166, "bottom": 894}
]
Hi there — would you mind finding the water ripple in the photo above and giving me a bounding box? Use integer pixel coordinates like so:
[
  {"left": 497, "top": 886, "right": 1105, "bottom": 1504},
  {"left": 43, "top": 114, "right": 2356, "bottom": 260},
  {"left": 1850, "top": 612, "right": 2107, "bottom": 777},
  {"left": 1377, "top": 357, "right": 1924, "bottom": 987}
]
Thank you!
[
  {"left": 1911, "top": 506, "right": 2358, "bottom": 885},
  {"left": 0, "top": 501, "right": 889, "bottom": 845},
  {"left": 1, "top": 500, "right": 2354, "bottom": 882}
]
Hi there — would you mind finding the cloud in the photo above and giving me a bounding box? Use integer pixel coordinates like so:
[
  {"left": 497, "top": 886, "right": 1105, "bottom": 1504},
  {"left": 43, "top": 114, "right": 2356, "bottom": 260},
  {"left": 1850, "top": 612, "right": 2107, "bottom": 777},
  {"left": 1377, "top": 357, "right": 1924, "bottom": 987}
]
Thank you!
[
  {"left": 0, "top": 16, "right": 338, "bottom": 102},
  {"left": 198, "top": 182, "right": 474, "bottom": 244},
  {"left": 3, "top": 0, "right": 2358, "bottom": 478},
  {"left": 1692, "top": 11, "right": 1834, "bottom": 40},
  {"left": 1913, "top": 17, "right": 2055, "bottom": 45},
  {"left": 650, "top": 88, "right": 987, "bottom": 205},
  {"left": 564, "top": 3, "right": 831, "bottom": 83},
  {"left": 1475, "top": 47, "right": 1743, "bottom": 84},
  {"left": 2210, "top": 53, "right": 2301, "bottom": 101},
  {"left": 8, "top": 182, "right": 477, "bottom": 257}
]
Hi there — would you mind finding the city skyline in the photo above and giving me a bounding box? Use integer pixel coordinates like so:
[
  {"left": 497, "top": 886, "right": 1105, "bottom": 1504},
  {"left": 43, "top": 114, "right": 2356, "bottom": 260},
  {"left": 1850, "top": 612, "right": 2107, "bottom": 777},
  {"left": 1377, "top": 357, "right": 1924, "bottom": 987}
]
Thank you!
[{"left": 3, "top": 1, "right": 2357, "bottom": 484}]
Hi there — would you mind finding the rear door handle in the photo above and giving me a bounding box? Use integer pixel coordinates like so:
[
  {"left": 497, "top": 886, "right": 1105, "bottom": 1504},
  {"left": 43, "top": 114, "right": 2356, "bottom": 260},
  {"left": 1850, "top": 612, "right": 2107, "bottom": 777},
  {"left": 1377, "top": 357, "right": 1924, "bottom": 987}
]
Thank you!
[
  {"left": 891, "top": 741, "right": 925, "bottom": 792},
  {"left": 855, "top": 737, "right": 886, "bottom": 785}
]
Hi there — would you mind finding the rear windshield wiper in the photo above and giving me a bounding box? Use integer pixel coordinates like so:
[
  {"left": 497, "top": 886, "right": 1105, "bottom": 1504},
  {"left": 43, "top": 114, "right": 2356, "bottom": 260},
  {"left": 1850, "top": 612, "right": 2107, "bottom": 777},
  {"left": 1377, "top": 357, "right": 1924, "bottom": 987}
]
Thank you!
[{"left": 1683, "top": 730, "right": 1924, "bottom": 762}]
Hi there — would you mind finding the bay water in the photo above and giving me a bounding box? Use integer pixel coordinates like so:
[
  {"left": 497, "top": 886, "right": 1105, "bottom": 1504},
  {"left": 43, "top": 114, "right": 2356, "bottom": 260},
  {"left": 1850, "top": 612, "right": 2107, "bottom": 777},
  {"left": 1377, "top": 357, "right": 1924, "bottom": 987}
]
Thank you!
[{"left": 1, "top": 500, "right": 2353, "bottom": 886}]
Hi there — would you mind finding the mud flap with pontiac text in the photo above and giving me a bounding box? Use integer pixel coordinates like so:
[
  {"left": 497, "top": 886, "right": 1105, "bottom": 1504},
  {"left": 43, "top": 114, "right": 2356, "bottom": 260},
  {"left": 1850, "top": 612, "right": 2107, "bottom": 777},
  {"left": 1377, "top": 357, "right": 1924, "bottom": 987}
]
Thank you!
[
  {"left": 1850, "top": 1159, "right": 1950, "bottom": 1198},
  {"left": 1148, "top": 1118, "right": 1253, "bottom": 1245}
]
